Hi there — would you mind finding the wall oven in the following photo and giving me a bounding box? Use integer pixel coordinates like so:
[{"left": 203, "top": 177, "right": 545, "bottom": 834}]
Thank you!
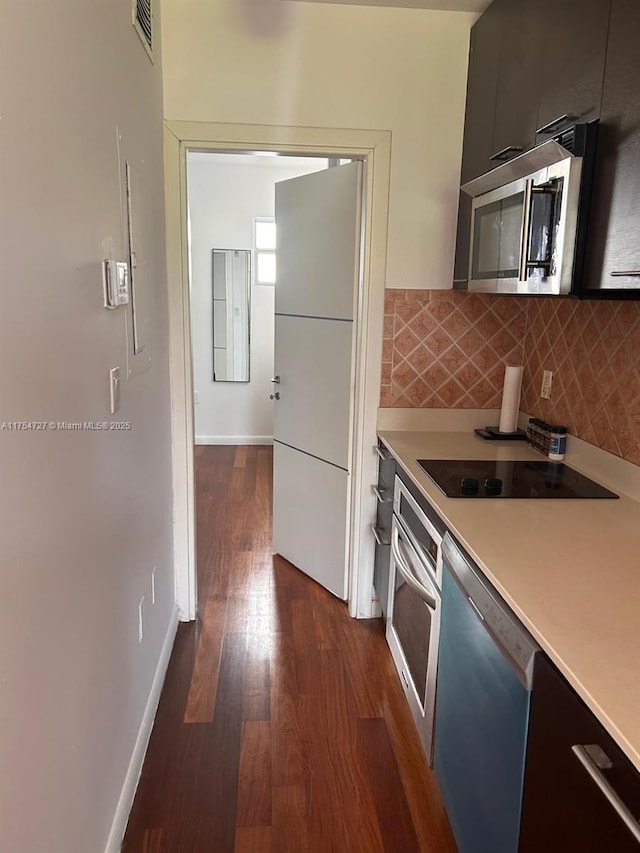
[
  {"left": 462, "top": 123, "right": 598, "bottom": 295},
  {"left": 386, "top": 476, "right": 444, "bottom": 764}
]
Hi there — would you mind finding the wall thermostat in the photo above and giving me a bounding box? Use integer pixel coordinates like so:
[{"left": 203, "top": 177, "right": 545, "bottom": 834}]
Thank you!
[{"left": 103, "top": 259, "right": 130, "bottom": 309}]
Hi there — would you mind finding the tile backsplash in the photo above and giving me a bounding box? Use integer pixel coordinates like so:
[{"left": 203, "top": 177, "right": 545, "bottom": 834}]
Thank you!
[
  {"left": 381, "top": 289, "right": 640, "bottom": 466},
  {"left": 522, "top": 298, "right": 640, "bottom": 466},
  {"left": 381, "top": 290, "right": 527, "bottom": 408}
]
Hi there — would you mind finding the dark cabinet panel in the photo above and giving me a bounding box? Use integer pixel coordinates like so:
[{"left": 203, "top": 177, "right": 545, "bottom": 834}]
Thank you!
[
  {"left": 491, "top": 0, "right": 544, "bottom": 162},
  {"left": 582, "top": 0, "right": 640, "bottom": 294},
  {"left": 535, "top": 0, "right": 610, "bottom": 136},
  {"left": 520, "top": 654, "right": 640, "bottom": 852},
  {"left": 459, "top": 2, "right": 503, "bottom": 182},
  {"left": 452, "top": 192, "right": 471, "bottom": 284}
]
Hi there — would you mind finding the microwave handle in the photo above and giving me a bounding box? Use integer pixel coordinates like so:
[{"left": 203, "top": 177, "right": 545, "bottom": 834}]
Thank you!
[
  {"left": 518, "top": 179, "right": 535, "bottom": 282},
  {"left": 519, "top": 179, "right": 559, "bottom": 281}
]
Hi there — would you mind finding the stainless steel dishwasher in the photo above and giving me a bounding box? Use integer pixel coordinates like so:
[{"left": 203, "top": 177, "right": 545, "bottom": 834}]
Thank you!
[{"left": 433, "top": 533, "right": 540, "bottom": 853}]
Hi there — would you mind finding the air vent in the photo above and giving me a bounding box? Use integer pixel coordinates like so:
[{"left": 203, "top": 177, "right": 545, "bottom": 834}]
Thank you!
[
  {"left": 133, "top": 0, "right": 153, "bottom": 59},
  {"left": 555, "top": 127, "right": 576, "bottom": 152}
]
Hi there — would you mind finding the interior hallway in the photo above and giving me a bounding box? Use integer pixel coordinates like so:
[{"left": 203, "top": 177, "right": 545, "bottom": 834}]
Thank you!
[{"left": 123, "top": 445, "right": 456, "bottom": 852}]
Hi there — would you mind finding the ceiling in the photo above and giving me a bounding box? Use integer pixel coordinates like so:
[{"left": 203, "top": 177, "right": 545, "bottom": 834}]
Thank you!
[{"left": 277, "top": 0, "right": 491, "bottom": 12}]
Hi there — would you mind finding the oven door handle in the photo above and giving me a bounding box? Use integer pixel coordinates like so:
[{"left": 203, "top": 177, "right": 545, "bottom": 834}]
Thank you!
[{"left": 391, "top": 526, "right": 437, "bottom": 611}]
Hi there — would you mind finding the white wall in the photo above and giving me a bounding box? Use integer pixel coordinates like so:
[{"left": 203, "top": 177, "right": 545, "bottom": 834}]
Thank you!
[
  {"left": 162, "top": 0, "right": 475, "bottom": 289},
  {"left": 0, "top": 1, "right": 174, "bottom": 851},
  {"left": 187, "top": 153, "right": 326, "bottom": 442}
]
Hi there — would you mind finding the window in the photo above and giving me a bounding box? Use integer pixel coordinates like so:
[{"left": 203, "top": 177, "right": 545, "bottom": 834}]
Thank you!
[{"left": 254, "top": 217, "right": 276, "bottom": 285}]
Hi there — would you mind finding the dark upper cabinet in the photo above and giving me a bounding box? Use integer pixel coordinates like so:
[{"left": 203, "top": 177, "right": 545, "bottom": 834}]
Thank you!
[
  {"left": 459, "top": 1, "right": 503, "bottom": 182},
  {"left": 490, "top": 0, "right": 544, "bottom": 163},
  {"left": 519, "top": 654, "right": 640, "bottom": 852},
  {"left": 582, "top": 0, "right": 640, "bottom": 294},
  {"left": 460, "top": 0, "right": 610, "bottom": 181},
  {"left": 535, "top": 0, "right": 610, "bottom": 136}
]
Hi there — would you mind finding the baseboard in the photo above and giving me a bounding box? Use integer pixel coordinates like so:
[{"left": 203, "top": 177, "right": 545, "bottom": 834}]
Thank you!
[
  {"left": 104, "top": 606, "right": 180, "bottom": 853},
  {"left": 195, "top": 435, "right": 273, "bottom": 445}
]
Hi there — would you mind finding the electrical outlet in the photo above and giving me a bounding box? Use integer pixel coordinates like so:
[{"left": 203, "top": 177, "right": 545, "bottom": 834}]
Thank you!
[
  {"left": 541, "top": 370, "right": 553, "bottom": 399},
  {"left": 151, "top": 567, "right": 156, "bottom": 605},
  {"left": 138, "top": 596, "right": 144, "bottom": 643}
]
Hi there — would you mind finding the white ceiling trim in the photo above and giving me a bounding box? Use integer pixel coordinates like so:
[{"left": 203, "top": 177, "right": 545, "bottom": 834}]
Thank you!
[{"left": 274, "top": 0, "right": 491, "bottom": 13}]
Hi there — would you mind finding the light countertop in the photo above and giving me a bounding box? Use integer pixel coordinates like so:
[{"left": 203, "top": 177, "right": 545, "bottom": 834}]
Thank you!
[{"left": 379, "top": 429, "right": 640, "bottom": 772}]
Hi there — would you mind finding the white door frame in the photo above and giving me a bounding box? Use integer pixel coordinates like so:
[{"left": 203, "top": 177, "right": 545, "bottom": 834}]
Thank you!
[{"left": 164, "top": 120, "right": 390, "bottom": 621}]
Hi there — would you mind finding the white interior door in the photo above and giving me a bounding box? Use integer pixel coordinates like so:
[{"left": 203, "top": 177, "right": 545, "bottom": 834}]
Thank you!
[{"left": 272, "top": 161, "right": 362, "bottom": 600}]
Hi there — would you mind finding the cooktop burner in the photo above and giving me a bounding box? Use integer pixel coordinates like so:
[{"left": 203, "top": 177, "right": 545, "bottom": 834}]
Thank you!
[{"left": 417, "top": 459, "right": 619, "bottom": 499}]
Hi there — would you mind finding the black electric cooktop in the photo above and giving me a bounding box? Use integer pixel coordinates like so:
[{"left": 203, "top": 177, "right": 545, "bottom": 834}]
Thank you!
[{"left": 417, "top": 459, "right": 619, "bottom": 499}]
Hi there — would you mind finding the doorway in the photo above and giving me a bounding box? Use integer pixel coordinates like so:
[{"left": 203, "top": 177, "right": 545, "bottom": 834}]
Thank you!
[
  {"left": 164, "top": 121, "right": 391, "bottom": 622},
  {"left": 186, "top": 151, "right": 330, "bottom": 448}
]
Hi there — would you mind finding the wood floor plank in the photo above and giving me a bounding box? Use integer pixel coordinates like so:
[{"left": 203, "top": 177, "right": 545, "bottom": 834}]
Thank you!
[
  {"left": 271, "top": 783, "right": 307, "bottom": 827},
  {"left": 227, "top": 550, "right": 253, "bottom": 593},
  {"left": 254, "top": 448, "right": 273, "bottom": 550},
  {"left": 337, "top": 615, "right": 389, "bottom": 718},
  {"left": 234, "top": 445, "right": 248, "bottom": 468},
  {"left": 141, "top": 828, "right": 163, "bottom": 852},
  {"left": 291, "top": 598, "right": 323, "bottom": 695},
  {"left": 357, "top": 717, "right": 421, "bottom": 853},
  {"left": 183, "top": 595, "right": 227, "bottom": 723},
  {"left": 235, "top": 826, "right": 272, "bottom": 853},
  {"left": 315, "top": 648, "right": 385, "bottom": 852},
  {"left": 271, "top": 825, "right": 310, "bottom": 853},
  {"left": 270, "top": 631, "right": 306, "bottom": 787},
  {"left": 206, "top": 632, "right": 247, "bottom": 851},
  {"left": 236, "top": 721, "right": 272, "bottom": 827},
  {"left": 382, "top": 687, "right": 458, "bottom": 852},
  {"left": 243, "top": 633, "right": 270, "bottom": 722}
]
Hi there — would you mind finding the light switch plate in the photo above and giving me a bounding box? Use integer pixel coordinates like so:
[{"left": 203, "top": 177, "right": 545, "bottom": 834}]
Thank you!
[
  {"left": 541, "top": 370, "right": 553, "bottom": 399},
  {"left": 110, "top": 367, "right": 120, "bottom": 414}
]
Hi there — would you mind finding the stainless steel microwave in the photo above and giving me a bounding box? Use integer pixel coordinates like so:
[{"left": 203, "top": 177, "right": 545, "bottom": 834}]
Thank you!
[{"left": 461, "top": 123, "right": 598, "bottom": 296}]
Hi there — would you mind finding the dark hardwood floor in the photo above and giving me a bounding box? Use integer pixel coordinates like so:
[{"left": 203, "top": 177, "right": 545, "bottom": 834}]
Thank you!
[{"left": 122, "top": 445, "right": 456, "bottom": 852}]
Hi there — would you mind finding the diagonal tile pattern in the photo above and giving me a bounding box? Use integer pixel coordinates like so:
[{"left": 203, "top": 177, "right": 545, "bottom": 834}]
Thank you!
[
  {"left": 521, "top": 299, "right": 640, "bottom": 466},
  {"left": 381, "top": 290, "right": 526, "bottom": 410},
  {"left": 380, "top": 288, "right": 640, "bottom": 467}
]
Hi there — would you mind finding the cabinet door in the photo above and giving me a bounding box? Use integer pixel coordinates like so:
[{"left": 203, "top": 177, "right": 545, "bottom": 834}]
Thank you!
[
  {"left": 491, "top": 0, "right": 544, "bottom": 163},
  {"left": 460, "top": 2, "right": 504, "bottom": 183},
  {"left": 582, "top": 0, "right": 640, "bottom": 293},
  {"left": 535, "top": 0, "right": 610, "bottom": 136},
  {"left": 520, "top": 654, "right": 640, "bottom": 852}
]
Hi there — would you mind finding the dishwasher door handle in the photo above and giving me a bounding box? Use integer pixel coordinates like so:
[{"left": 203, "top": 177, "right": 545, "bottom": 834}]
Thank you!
[
  {"left": 391, "top": 526, "right": 437, "bottom": 611},
  {"left": 571, "top": 745, "right": 640, "bottom": 844}
]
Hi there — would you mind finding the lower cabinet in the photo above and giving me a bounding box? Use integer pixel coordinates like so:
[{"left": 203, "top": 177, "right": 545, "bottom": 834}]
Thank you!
[
  {"left": 519, "top": 653, "right": 640, "bottom": 851},
  {"left": 372, "top": 443, "right": 395, "bottom": 618}
]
